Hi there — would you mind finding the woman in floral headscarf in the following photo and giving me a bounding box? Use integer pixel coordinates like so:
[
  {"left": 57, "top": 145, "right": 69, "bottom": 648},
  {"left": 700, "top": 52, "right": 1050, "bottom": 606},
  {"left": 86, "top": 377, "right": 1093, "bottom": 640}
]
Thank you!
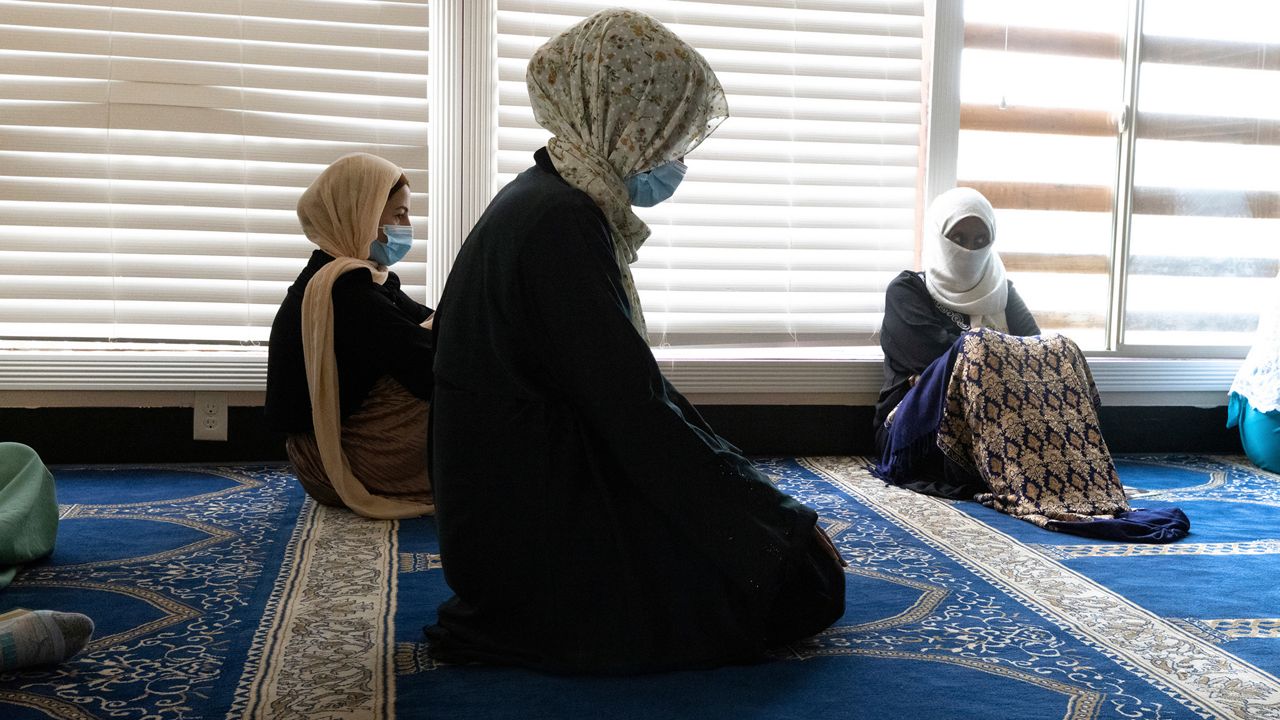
[{"left": 426, "top": 9, "right": 845, "bottom": 674}]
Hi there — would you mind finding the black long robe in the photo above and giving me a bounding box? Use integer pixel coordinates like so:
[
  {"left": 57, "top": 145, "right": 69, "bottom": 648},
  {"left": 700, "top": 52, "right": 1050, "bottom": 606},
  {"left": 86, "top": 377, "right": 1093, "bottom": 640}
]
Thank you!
[
  {"left": 264, "top": 249, "right": 433, "bottom": 433},
  {"left": 874, "top": 270, "right": 1039, "bottom": 436},
  {"left": 425, "top": 149, "right": 843, "bottom": 674}
]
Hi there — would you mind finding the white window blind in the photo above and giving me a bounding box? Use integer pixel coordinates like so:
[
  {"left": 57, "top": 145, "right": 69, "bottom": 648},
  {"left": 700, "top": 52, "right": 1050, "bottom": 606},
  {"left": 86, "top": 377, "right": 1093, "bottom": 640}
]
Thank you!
[
  {"left": 495, "top": 0, "right": 924, "bottom": 349},
  {"left": 0, "top": 0, "right": 429, "bottom": 346},
  {"left": 1125, "top": 0, "right": 1280, "bottom": 349},
  {"left": 957, "top": 0, "right": 1128, "bottom": 351},
  {"left": 958, "top": 0, "right": 1280, "bottom": 356}
]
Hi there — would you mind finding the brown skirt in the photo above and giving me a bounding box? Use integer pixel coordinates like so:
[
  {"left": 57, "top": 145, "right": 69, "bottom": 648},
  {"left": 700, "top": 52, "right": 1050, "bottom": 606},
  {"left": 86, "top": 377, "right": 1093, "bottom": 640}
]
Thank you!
[{"left": 286, "top": 375, "right": 432, "bottom": 510}]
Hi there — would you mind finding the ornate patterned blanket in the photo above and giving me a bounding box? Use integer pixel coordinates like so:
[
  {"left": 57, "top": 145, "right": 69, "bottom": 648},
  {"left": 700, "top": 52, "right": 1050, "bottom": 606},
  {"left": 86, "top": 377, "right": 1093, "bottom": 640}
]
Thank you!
[
  {"left": 1, "top": 456, "right": 1275, "bottom": 719},
  {"left": 939, "top": 329, "right": 1131, "bottom": 527}
]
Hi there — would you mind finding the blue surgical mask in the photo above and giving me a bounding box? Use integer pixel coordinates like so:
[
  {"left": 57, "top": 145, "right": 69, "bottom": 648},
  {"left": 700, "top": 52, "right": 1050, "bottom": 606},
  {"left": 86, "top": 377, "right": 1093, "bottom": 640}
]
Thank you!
[
  {"left": 369, "top": 224, "right": 413, "bottom": 266},
  {"left": 625, "top": 159, "right": 687, "bottom": 207}
]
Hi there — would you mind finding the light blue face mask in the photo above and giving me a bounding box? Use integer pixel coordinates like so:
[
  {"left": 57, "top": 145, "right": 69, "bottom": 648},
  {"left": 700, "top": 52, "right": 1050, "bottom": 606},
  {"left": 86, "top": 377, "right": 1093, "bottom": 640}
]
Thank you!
[
  {"left": 625, "top": 159, "right": 687, "bottom": 207},
  {"left": 369, "top": 224, "right": 413, "bottom": 266}
]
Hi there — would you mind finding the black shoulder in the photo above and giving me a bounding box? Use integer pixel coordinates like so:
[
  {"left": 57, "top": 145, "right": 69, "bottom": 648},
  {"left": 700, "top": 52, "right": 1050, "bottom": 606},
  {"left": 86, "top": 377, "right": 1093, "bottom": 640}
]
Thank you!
[{"left": 886, "top": 269, "right": 927, "bottom": 297}]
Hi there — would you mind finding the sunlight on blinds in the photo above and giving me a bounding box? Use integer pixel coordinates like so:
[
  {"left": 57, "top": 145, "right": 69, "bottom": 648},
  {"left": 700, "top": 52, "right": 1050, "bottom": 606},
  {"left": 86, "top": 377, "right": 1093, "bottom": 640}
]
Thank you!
[
  {"left": 0, "top": 0, "right": 429, "bottom": 345},
  {"left": 1125, "top": 0, "right": 1280, "bottom": 348},
  {"left": 495, "top": 0, "right": 924, "bottom": 349},
  {"left": 957, "top": 0, "right": 1127, "bottom": 351}
]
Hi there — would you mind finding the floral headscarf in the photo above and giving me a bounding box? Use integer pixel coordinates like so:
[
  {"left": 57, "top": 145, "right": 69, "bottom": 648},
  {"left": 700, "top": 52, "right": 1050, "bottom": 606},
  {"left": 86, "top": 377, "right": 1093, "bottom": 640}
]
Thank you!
[
  {"left": 527, "top": 8, "right": 729, "bottom": 334},
  {"left": 923, "top": 187, "right": 1009, "bottom": 332},
  {"left": 296, "top": 153, "right": 432, "bottom": 520}
]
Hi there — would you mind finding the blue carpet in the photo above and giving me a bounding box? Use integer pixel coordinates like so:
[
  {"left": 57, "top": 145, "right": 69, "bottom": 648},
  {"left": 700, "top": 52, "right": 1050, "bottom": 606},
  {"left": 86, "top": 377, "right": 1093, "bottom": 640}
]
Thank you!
[{"left": 2, "top": 456, "right": 1278, "bottom": 719}]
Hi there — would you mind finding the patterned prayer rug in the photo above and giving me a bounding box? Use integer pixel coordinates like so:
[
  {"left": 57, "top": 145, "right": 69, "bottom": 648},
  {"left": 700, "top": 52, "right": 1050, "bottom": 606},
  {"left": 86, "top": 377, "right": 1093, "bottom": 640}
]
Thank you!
[{"left": 1, "top": 456, "right": 1278, "bottom": 719}]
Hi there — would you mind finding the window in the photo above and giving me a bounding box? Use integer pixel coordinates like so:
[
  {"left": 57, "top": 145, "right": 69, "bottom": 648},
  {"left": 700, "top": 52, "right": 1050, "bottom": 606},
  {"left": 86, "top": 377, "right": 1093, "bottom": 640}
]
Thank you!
[
  {"left": 493, "top": 0, "right": 925, "bottom": 350},
  {"left": 1126, "top": 0, "right": 1280, "bottom": 350},
  {"left": 956, "top": 0, "right": 1280, "bottom": 355},
  {"left": 0, "top": 0, "right": 429, "bottom": 346}
]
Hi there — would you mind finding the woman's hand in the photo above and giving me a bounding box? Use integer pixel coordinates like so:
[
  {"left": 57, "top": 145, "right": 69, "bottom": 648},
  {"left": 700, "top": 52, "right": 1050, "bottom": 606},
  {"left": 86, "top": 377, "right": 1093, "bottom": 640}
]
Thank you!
[
  {"left": 814, "top": 525, "right": 847, "bottom": 567},
  {"left": 421, "top": 313, "right": 434, "bottom": 331}
]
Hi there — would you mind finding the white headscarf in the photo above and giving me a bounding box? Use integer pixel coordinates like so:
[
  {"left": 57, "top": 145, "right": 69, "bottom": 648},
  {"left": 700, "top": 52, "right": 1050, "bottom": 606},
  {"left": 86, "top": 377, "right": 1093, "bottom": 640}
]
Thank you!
[
  {"left": 526, "top": 8, "right": 729, "bottom": 335},
  {"left": 297, "top": 153, "right": 432, "bottom": 520},
  {"left": 923, "top": 187, "right": 1009, "bottom": 332}
]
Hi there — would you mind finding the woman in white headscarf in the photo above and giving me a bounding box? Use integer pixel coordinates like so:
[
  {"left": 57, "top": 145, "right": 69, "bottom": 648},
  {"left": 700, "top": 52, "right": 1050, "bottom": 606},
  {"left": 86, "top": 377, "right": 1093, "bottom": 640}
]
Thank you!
[
  {"left": 872, "top": 188, "right": 1188, "bottom": 543},
  {"left": 265, "top": 153, "right": 434, "bottom": 519},
  {"left": 426, "top": 9, "right": 845, "bottom": 675},
  {"left": 873, "top": 186, "right": 1040, "bottom": 485}
]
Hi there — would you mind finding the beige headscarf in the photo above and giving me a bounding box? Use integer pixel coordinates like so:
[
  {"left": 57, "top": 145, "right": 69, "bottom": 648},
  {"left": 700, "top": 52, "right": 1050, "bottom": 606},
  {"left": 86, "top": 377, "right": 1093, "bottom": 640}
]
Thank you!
[
  {"left": 526, "top": 8, "right": 729, "bottom": 335},
  {"left": 923, "top": 187, "right": 1009, "bottom": 332},
  {"left": 297, "top": 153, "right": 432, "bottom": 520}
]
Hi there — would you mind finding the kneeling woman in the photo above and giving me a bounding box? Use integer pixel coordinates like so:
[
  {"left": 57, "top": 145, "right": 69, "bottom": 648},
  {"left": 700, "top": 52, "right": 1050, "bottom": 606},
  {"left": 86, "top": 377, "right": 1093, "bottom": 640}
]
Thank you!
[
  {"left": 875, "top": 188, "right": 1187, "bottom": 542},
  {"left": 265, "top": 153, "right": 434, "bottom": 519},
  {"left": 427, "top": 9, "right": 845, "bottom": 674}
]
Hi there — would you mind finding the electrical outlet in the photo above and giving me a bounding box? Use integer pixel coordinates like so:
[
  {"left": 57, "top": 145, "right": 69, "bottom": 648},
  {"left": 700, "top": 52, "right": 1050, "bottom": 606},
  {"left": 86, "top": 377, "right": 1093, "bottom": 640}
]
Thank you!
[{"left": 193, "top": 392, "right": 228, "bottom": 441}]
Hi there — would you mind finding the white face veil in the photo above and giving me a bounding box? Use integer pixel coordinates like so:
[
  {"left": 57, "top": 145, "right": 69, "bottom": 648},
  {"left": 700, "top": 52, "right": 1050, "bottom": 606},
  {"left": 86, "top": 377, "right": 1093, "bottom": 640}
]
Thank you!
[
  {"left": 526, "top": 8, "right": 729, "bottom": 335},
  {"left": 922, "top": 187, "right": 1009, "bottom": 331}
]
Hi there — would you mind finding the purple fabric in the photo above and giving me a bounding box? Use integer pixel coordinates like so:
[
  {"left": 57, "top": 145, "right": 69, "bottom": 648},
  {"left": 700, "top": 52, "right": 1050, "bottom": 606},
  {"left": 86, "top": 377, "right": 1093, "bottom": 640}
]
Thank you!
[{"left": 1046, "top": 508, "right": 1191, "bottom": 543}]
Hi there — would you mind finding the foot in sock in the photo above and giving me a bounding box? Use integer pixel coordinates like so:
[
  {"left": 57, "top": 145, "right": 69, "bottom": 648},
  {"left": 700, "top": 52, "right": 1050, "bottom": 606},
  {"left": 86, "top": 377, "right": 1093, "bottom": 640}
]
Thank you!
[{"left": 0, "top": 609, "right": 95, "bottom": 671}]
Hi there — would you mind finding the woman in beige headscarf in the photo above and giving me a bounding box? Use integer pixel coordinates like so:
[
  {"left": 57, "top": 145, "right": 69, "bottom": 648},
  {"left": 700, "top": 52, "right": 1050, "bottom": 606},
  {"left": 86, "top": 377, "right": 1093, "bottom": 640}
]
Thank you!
[
  {"left": 265, "top": 153, "right": 434, "bottom": 519},
  {"left": 426, "top": 9, "right": 844, "bottom": 675}
]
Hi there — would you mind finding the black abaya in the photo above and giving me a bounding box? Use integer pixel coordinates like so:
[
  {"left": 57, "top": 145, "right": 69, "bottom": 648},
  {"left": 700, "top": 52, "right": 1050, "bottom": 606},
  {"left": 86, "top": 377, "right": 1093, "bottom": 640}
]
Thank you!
[{"left": 425, "top": 149, "right": 844, "bottom": 674}]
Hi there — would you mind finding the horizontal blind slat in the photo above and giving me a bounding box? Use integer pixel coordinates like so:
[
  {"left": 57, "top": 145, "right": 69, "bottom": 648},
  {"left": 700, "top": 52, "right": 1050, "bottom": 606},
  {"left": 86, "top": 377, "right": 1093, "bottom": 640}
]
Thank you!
[{"left": 498, "top": 1, "right": 920, "bottom": 347}]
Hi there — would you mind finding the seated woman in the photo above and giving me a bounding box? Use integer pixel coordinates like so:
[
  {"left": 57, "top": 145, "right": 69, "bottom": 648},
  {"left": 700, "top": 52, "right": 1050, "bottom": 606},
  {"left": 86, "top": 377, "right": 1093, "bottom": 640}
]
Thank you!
[
  {"left": 874, "top": 189, "right": 1188, "bottom": 542},
  {"left": 1228, "top": 273, "right": 1280, "bottom": 473},
  {"left": 874, "top": 187, "right": 1039, "bottom": 499},
  {"left": 0, "top": 442, "right": 94, "bottom": 671},
  {"left": 426, "top": 9, "right": 845, "bottom": 675},
  {"left": 264, "top": 154, "right": 434, "bottom": 519}
]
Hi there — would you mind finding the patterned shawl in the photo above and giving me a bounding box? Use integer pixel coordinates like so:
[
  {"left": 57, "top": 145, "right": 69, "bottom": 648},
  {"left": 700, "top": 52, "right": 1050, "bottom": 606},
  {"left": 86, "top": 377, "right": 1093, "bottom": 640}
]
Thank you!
[
  {"left": 923, "top": 187, "right": 1009, "bottom": 332},
  {"left": 297, "top": 153, "right": 432, "bottom": 520},
  {"left": 526, "top": 8, "right": 729, "bottom": 334},
  {"left": 939, "top": 329, "right": 1131, "bottom": 525}
]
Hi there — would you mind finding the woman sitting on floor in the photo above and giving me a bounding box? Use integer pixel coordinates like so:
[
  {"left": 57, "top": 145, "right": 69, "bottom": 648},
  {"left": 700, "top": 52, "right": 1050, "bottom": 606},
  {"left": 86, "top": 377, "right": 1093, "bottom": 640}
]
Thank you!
[
  {"left": 874, "top": 188, "right": 1188, "bottom": 542},
  {"left": 1228, "top": 271, "right": 1280, "bottom": 473},
  {"left": 264, "top": 154, "right": 434, "bottom": 519},
  {"left": 0, "top": 442, "right": 94, "bottom": 671},
  {"left": 425, "top": 8, "right": 846, "bottom": 675},
  {"left": 874, "top": 187, "right": 1040, "bottom": 499}
]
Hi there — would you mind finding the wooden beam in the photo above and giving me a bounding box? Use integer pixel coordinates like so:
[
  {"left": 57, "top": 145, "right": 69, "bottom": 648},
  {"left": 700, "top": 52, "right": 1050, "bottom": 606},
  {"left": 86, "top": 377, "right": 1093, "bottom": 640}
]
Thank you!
[
  {"left": 965, "top": 24, "right": 1121, "bottom": 59},
  {"left": 961, "top": 181, "right": 1280, "bottom": 219},
  {"left": 1002, "top": 252, "right": 1109, "bottom": 275},
  {"left": 1137, "top": 112, "right": 1280, "bottom": 145},
  {"left": 1028, "top": 311, "right": 1104, "bottom": 331},
  {"left": 1004, "top": 253, "right": 1279, "bottom": 279},
  {"left": 1143, "top": 35, "right": 1280, "bottom": 71},
  {"left": 960, "top": 105, "right": 1280, "bottom": 146},
  {"left": 961, "top": 104, "right": 1117, "bottom": 136},
  {"left": 1134, "top": 187, "right": 1280, "bottom": 219},
  {"left": 965, "top": 25, "right": 1280, "bottom": 71},
  {"left": 960, "top": 181, "right": 1113, "bottom": 213}
]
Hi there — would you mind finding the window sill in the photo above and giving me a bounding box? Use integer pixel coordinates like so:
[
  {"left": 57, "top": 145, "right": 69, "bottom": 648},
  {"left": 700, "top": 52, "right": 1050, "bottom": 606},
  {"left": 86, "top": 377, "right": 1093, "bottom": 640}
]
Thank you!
[{"left": 0, "top": 349, "right": 1240, "bottom": 408}]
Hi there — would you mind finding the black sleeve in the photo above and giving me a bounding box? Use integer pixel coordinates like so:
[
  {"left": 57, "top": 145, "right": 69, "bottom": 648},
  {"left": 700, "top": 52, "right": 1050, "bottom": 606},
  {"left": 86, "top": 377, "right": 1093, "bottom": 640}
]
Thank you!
[
  {"left": 1005, "top": 281, "right": 1040, "bottom": 336},
  {"left": 519, "top": 207, "right": 815, "bottom": 585},
  {"left": 880, "top": 274, "right": 958, "bottom": 376},
  {"left": 333, "top": 273, "right": 435, "bottom": 399},
  {"left": 386, "top": 274, "right": 432, "bottom": 324}
]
